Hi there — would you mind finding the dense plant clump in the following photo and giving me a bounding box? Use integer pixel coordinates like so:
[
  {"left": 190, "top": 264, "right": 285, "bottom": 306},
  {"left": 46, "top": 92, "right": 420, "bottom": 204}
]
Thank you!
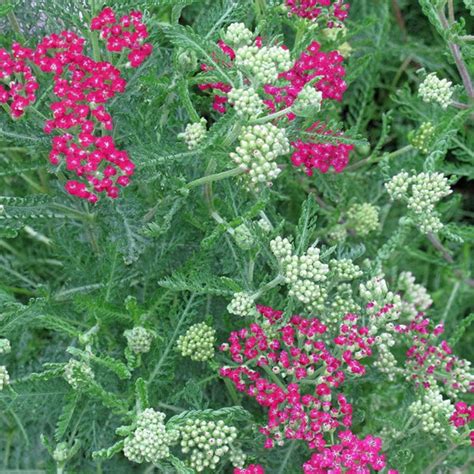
[{"left": 0, "top": 1, "right": 473, "bottom": 473}]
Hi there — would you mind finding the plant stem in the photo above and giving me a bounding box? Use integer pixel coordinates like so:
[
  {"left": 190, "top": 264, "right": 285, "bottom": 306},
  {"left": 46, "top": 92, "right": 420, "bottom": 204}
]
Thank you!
[
  {"left": 345, "top": 144, "right": 413, "bottom": 172},
  {"left": 442, "top": 280, "right": 460, "bottom": 323},
  {"left": 278, "top": 441, "right": 297, "bottom": 474},
  {"left": 438, "top": 8, "right": 474, "bottom": 99},
  {"left": 427, "top": 232, "right": 474, "bottom": 288},
  {"left": 254, "top": 274, "right": 285, "bottom": 298},
  {"left": 186, "top": 167, "right": 244, "bottom": 188},
  {"left": 252, "top": 106, "right": 293, "bottom": 124}
]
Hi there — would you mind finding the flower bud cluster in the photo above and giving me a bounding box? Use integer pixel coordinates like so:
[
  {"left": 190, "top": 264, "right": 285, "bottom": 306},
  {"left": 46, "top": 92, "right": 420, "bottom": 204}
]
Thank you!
[
  {"left": 271, "top": 237, "right": 330, "bottom": 312},
  {"left": 179, "top": 418, "right": 238, "bottom": 472},
  {"left": 397, "top": 271, "right": 432, "bottom": 320},
  {"left": 328, "top": 224, "right": 347, "bottom": 243},
  {"left": 123, "top": 409, "right": 178, "bottom": 464},
  {"left": 257, "top": 217, "right": 272, "bottom": 233},
  {"left": 229, "top": 447, "right": 247, "bottom": 468},
  {"left": 409, "top": 388, "right": 456, "bottom": 438},
  {"left": 178, "top": 118, "right": 207, "bottom": 150},
  {"left": 346, "top": 203, "right": 379, "bottom": 236},
  {"left": 328, "top": 284, "right": 359, "bottom": 324},
  {"left": 227, "top": 87, "right": 263, "bottom": 119},
  {"left": 373, "top": 341, "right": 400, "bottom": 382},
  {"left": 234, "top": 44, "right": 292, "bottom": 85},
  {"left": 0, "top": 338, "right": 11, "bottom": 355},
  {"left": 0, "top": 366, "right": 9, "bottom": 391},
  {"left": 230, "top": 123, "right": 290, "bottom": 187},
  {"left": 222, "top": 23, "right": 254, "bottom": 48},
  {"left": 63, "top": 359, "right": 94, "bottom": 389},
  {"left": 52, "top": 442, "right": 69, "bottom": 463},
  {"left": 233, "top": 224, "right": 255, "bottom": 250},
  {"left": 177, "top": 322, "right": 216, "bottom": 362},
  {"left": 418, "top": 72, "right": 453, "bottom": 109},
  {"left": 386, "top": 172, "right": 452, "bottom": 233},
  {"left": 385, "top": 171, "right": 410, "bottom": 201},
  {"left": 360, "top": 276, "right": 402, "bottom": 319},
  {"left": 292, "top": 83, "right": 323, "bottom": 116},
  {"left": 329, "top": 259, "right": 362, "bottom": 281},
  {"left": 227, "top": 292, "right": 257, "bottom": 318},
  {"left": 124, "top": 326, "right": 155, "bottom": 354},
  {"left": 409, "top": 122, "right": 435, "bottom": 154}
]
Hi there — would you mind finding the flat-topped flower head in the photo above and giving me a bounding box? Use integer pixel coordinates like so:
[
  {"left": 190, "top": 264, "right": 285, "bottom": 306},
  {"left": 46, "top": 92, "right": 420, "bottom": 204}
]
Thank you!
[
  {"left": 179, "top": 418, "right": 238, "bottom": 472},
  {"left": 178, "top": 118, "right": 207, "bottom": 149},
  {"left": 63, "top": 359, "right": 94, "bottom": 389},
  {"left": 230, "top": 123, "right": 290, "bottom": 188},
  {"left": 124, "top": 326, "right": 155, "bottom": 354},
  {"left": 222, "top": 23, "right": 254, "bottom": 48},
  {"left": 177, "top": 322, "right": 216, "bottom": 361},
  {"left": 123, "top": 409, "right": 177, "bottom": 464},
  {"left": 418, "top": 72, "right": 453, "bottom": 109}
]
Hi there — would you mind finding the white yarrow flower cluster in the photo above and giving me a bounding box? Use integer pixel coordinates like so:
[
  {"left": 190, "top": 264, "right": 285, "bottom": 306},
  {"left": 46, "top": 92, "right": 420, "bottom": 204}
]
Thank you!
[
  {"left": 178, "top": 118, "right": 207, "bottom": 150},
  {"left": 222, "top": 23, "right": 254, "bottom": 48},
  {"left": 0, "top": 365, "right": 9, "bottom": 391},
  {"left": 228, "top": 87, "right": 263, "bottom": 119},
  {"left": 177, "top": 322, "right": 216, "bottom": 362},
  {"left": 418, "top": 73, "right": 453, "bottom": 109},
  {"left": 235, "top": 45, "right": 292, "bottom": 84},
  {"left": 179, "top": 419, "right": 238, "bottom": 472},
  {"left": 230, "top": 123, "right": 290, "bottom": 187},
  {"left": 123, "top": 409, "right": 178, "bottom": 464},
  {"left": 227, "top": 291, "right": 256, "bottom": 317},
  {"left": 124, "top": 326, "right": 155, "bottom": 354},
  {"left": 64, "top": 359, "right": 94, "bottom": 389},
  {"left": 409, "top": 389, "right": 456, "bottom": 438},
  {"left": 386, "top": 171, "right": 452, "bottom": 233},
  {"left": 0, "top": 338, "right": 11, "bottom": 355}
]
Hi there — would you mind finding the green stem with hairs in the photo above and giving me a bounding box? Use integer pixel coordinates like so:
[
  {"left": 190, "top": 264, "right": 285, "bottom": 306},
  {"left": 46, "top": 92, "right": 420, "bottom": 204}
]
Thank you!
[{"left": 186, "top": 167, "right": 244, "bottom": 189}]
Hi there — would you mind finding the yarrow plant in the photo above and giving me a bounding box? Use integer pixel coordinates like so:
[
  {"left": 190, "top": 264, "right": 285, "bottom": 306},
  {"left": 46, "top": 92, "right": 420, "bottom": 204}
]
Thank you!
[{"left": 0, "top": 1, "right": 473, "bottom": 473}]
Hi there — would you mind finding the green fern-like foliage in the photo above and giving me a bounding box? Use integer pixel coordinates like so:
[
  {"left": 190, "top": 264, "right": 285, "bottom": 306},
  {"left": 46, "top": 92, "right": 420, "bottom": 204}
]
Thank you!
[{"left": 0, "top": 0, "right": 473, "bottom": 473}]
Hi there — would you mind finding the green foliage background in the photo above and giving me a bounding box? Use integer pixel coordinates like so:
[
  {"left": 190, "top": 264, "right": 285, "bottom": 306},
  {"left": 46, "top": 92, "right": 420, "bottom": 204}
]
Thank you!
[{"left": 0, "top": 0, "right": 473, "bottom": 472}]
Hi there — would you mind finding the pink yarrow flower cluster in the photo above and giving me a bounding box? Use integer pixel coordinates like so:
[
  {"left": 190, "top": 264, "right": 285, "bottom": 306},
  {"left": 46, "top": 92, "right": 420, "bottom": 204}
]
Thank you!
[
  {"left": 0, "top": 8, "right": 152, "bottom": 202},
  {"left": 219, "top": 305, "right": 396, "bottom": 472},
  {"left": 0, "top": 47, "right": 39, "bottom": 118},
  {"left": 290, "top": 121, "right": 353, "bottom": 174},
  {"left": 90, "top": 7, "right": 152, "bottom": 67},
  {"left": 303, "top": 430, "right": 397, "bottom": 473},
  {"left": 219, "top": 306, "right": 394, "bottom": 465},
  {"left": 234, "top": 464, "right": 265, "bottom": 474},
  {"left": 450, "top": 402, "right": 474, "bottom": 446},
  {"left": 285, "top": 0, "right": 350, "bottom": 25},
  {"left": 394, "top": 314, "right": 474, "bottom": 395}
]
